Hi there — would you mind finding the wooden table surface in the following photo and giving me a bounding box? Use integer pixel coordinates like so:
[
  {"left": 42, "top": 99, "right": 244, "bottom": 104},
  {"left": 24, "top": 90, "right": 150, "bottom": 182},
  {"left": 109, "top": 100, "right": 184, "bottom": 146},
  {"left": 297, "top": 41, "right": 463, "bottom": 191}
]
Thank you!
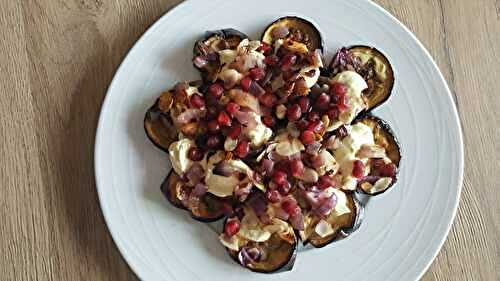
[{"left": 1, "top": 0, "right": 498, "bottom": 280}]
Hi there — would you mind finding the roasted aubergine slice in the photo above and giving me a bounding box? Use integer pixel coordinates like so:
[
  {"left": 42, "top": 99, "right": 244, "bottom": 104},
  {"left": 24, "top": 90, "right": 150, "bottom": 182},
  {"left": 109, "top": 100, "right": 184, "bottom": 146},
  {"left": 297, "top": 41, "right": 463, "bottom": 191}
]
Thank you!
[
  {"left": 262, "top": 16, "right": 324, "bottom": 52},
  {"left": 300, "top": 188, "right": 363, "bottom": 248},
  {"left": 144, "top": 90, "right": 178, "bottom": 152},
  {"left": 220, "top": 210, "right": 298, "bottom": 273},
  {"left": 328, "top": 46, "right": 395, "bottom": 111},
  {"left": 193, "top": 29, "right": 248, "bottom": 82},
  {"left": 161, "top": 170, "right": 227, "bottom": 222}
]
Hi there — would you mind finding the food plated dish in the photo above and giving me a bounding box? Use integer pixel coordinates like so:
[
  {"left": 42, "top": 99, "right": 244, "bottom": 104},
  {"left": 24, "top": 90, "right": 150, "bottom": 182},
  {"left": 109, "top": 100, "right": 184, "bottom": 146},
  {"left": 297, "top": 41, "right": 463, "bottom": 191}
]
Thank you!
[{"left": 144, "top": 16, "right": 401, "bottom": 273}]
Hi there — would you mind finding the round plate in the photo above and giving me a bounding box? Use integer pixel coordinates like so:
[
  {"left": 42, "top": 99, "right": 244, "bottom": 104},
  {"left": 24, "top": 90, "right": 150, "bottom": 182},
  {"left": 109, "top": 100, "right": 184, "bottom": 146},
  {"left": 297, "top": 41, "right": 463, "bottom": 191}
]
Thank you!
[{"left": 94, "top": 0, "right": 463, "bottom": 280}]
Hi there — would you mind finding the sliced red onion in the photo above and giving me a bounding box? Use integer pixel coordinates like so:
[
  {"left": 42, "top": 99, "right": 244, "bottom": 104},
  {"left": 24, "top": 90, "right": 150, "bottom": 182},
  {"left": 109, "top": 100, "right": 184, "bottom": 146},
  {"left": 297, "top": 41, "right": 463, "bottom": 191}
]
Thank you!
[
  {"left": 358, "top": 175, "right": 382, "bottom": 185},
  {"left": 306, "top": 142, "right": 322, "bottom": 156},
  {"left": 289, "top": 212, "right": 305, "bottom": 230},
  {"left": 213, "top": 162, "right": 234, "bottom": 177},
  {"left": 234, "top": 183, "right": 252, "bottom": 202},
  {"left": 248, "top": 195, "right": 268, "bottom": 216},
  {"left": 313, "top": 194, "right": 337, "bottom": 218},
  {"left": 185, "top": 163, "right": 205, "bottom": 185},
  {"left": 249, "top": 81, "right": 266, "bottom": 97},
  {"left": 175, "top": 108, "right": 204, "bottom": 125},
  {"left": 271, "top": 25, "right": 290, "bottom": 39},
  {"left": 233, "top": 110, "right": 257, "bottom": 128},
  {"left": 191, "top": 183, "right": 208, "bottom": 197},
  {"left": 261, "top": 71, "right": 273, "bottom": 86},
  {"left": 261, "top": 158, "right": 274, "bottom": 176},
  {"left": 174, "top": 82, "right": 188, "bottom": 95},
  {"left": 258, "top": 213, "right": 272, "bottom": 225},
  {"left": 274, "top": 207, "right": 290, "bottom": 221},
  {"left": 239, "top": 247, "right": 261, "bottom": 266},
  {"left": 287, "top": 152, "right": 302, "bottom": 161},
  {"left": 229, "top": 89, "right": 261, "bottom": 114},
  {"left": 192, "top": 56, "right": 208, "bottom": 68}
]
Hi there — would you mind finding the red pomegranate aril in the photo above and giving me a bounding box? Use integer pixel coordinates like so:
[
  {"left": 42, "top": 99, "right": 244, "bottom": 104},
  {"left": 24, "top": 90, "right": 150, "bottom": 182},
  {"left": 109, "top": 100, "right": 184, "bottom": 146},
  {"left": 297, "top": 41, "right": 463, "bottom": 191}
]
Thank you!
[
  {"left": 208, "top": 83, "right": 224, "bottom": 99},
  {"left": 278, "top": 182, "right": 291, "bottom": 196},
  {"left": 207, "top": 119, "right": 221, "bottom": 133},
  {"left": 327, "top": 107, "right": 340, "bottom": 120},
  {"left": 259, "top": 93, "right": 277, "bottom": 108},
  {"left": 337, "top": 94, "right": 348, "bottom": 111},
  {"left": 190, "top": 94, "right": 205, "bottom": 108},
  {"left": 227, "top": 124, "right": 242, "bottom": 139},
  {"left": 273, "top": 171, "right": 288, "bottom": 186},
  {"left": 315, "top": 93, "right": 331, "bottom": 110},
  {"left": 290, "top": 159, "right": 305, "bottom": 177},
  {"left": 281, "top": 200, "right": 300, "bottom": 216},
  {"left": 287, "top": 104, "right": 302, "bottom": 122},
  {"left": 352, "top": 160, "right": 365, "bottom": 178},
  {"left": 226, "top": 102, "right": 240, "bottom": 115},
  {"left": 372, "top": 159, "right": 386, "bottom": 170},
  {"left": 296, "top": 119, "right": 310, "bottom": 131},
  {"left": 235, "top": 140, "right": 250, "bottom": 158},
  {"left": 266, "top": 190, "right": 281, "bottom": 203},
  {"left": 301, "top": 130, "right": 315, "bottom": 145},
  {"left": 298, "top": 96, "right": 311, "bottom": 112},
  {"left": 188, "top": 147, "right": 204, "bottom": 161},
  {"left": 207, "top": 135, "right": 221, "bottom": 148},
  {"left": 240, "top": 77, "right": 253, "bottom": 92},
  {"left": 280, "top": 54, "right": 297, "bottom": 71},
  {"left": 318, "top": 175, "right": 336, "bottom": 189},
  {"left": 264, "top": 55, "right": 279, "bottom": 66},
  {"left": 380, "top": 163, "right": 397, "bottom": 177},
  {"left": 224, "top": 219, "right": 241, "bottom": 237},
  {"left": 307, "top": 112, "right": 320, "bottom": 122},
  {"left": 259, "top": 42, "right": 272, "bottom": 54},
  {"left": 250, "top": 67, "right": 266, "bottom": 81},
  {"left": 217, "top": 111, "right": 232, "bottom": 127},
  {"left": 262, "top": 116, "right": 275, "bottom": 127},
  {"left": 331, "top": 82, "right": 348, "bottom": 96},
  {"left": 307, "top": 120, "right": 325, "bottom": 134}
]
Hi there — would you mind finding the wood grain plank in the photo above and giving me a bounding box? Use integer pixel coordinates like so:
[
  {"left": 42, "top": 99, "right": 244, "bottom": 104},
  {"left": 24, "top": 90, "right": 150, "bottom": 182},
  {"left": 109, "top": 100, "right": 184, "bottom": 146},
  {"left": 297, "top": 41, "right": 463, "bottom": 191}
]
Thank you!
[{"left": 0, "top": 0, "right": 498, "bottom": 280}]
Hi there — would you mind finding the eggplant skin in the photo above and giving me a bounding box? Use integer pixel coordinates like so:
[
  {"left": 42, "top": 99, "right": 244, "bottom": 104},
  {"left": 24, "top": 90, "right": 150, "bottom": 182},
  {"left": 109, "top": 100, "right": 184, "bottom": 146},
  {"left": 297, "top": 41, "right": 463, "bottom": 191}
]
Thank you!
[
  {"left": 160, "top": 171, "right": 226, "bottom": 222},
  {"left": 261, "top": 16, "right": 324, "bottom": 52},
  {"left": 144, "top": 99, "right": 177, "bottom": 153},
  {"left": 355, "top": 114, "right": 402, "bottom": 196}
]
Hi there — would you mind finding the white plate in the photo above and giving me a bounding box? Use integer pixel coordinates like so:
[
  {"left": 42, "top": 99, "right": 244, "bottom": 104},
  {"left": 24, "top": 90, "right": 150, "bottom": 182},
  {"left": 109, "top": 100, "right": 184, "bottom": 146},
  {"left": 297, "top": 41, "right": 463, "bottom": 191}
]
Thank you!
[{"left": 95, "top": 0, "right": 463, "bottom": 280}]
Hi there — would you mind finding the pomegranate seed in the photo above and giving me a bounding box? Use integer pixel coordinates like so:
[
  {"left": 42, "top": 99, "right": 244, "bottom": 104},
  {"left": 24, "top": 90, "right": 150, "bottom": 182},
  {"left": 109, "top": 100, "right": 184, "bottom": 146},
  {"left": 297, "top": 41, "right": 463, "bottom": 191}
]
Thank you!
[
  {"left": 217, "top": 111, "right": 232, "bottom": 127},
  {"left": 240, "top": 77, "right": 252, "bottom": 92},
  {"left": 208, "top": 83, "right": 224, "bottom": 99},
  {"left": 301, "top": 130, "right": 315, "bottom": 145},
  {"left": 188, "top": 147, "right": 204, "bottom": 161},
  {"left": 331, "top": 82, "right": 347, "bottom": 96},
  {"left": 281, "top": 200, "right": 300, "bottom": 216},
  {"left": 296, "top": 119, "right": 310, "bottom": 131},
  {"left": 290, "top": 159, "right": 305, "bottom": 177},
  {"left": 352, "top": 160, "right": 365, "bottom": 178},
  {"left": 307, "top": 120, "right": 325, "bottom": 134},
  {"left": 226, "top": 102, "right": 240, "bottom": 115},
  {"left": 307, "top": 112, "right": 320, "bottom": 122},
  {"left": 327, "top": 107, "right": 340, "bottom": 120},
  {"left": 259, "top": 42, "right": 272, "bottom": 55},
  {"left": 278, "top": 182, "right": 291, "bottom": 195},
  {"left": 380, "top": 163, "right": 397, "bottom": 177},
  {"left": 318, "top": 175, "right": 336, "bottom": 189},
  {"left": 250, "top": 67, "right": 266, "bottom": 81},
  {"left": 264, "top": 55, "right": 279, "bottom": 66},
  {"left": 280, "top": 54, "right": 297, "bottom": 71},
  {"left": 273, "top": 171, "right": 288, "bottom": 186},
  {"left": 190, "top": 94, "right": 205, "bottom": 108},
  {"left": 224, "top": 218, "right": 241, "bottom": 237},
  {"left": 315, "top": 93, "right": 331, "bottom": 110},
  {"left": 287, "top": 104, "right": 302, "bottom": 122},
  {"left": 235, "top": 140, "right": 250, "bottom": 158},
  {"left": 227, "top": 123, "right": 242, "bottom": 139},
  {"left": 207, "top": 119, "right": 221, "bottom": 133},
  {"left": 297, "top": 97, "right": 310, "bottom": 112},
  {"left": 266, "top": 190, "right": 281, "bottom": 203},
  {"left": 259, "top": 93, "right": 277, "bottom": 108},
  {"left": 207, "top": 135, "right": 221, "bottom": 148},
  {"left": 337, "top": 94, "right": 348, "bottom": 111},
  {"left": 262, "top": 116, "right": 275, "bottom": 127}
]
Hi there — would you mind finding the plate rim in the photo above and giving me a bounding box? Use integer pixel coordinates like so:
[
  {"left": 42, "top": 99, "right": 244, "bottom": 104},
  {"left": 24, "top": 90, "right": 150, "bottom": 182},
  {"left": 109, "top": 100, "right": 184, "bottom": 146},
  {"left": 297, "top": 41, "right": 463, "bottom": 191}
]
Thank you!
[{"left": 94, "top": 0, "right": 464, "bottom": 280}]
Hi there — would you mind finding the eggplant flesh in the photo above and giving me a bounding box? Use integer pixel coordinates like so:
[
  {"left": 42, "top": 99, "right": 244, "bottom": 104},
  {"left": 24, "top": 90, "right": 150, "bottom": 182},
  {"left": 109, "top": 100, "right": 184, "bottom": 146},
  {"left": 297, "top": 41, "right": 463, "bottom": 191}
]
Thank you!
[
  {"left": 356, "top": 115, "right": 401, "bottom": 195},
  {"left": 303, "top": 191, "right": 363, "bottom": 248},
  {"left": 161, "top": 171, "right": 226, "bottom": 222},
  {"left": 193, "top": 29, "right": 248, "bottom": 82},
  {"left": 144, "top": 91, "right": 178, "bottom": 152},
  {"left": 226, "top": 230, "right": 298, "bottom": 273},
  {"left": 261, "top": 16, "right": 324, "bottom": 52}
]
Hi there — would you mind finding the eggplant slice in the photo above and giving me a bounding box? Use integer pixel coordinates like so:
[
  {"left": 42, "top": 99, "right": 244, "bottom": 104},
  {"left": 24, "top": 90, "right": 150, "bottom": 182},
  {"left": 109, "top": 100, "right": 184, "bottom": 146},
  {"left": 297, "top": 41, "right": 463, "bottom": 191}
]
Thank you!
[
  {"left": 144, "top": 91, "right": 178, "bottom": 152},
  {"left": 328, "top": 46, "right": 394, "bottom": 111},
  {"left": 302, "top": 190, "right": 364, "bottom": 248},
  {"left": 161, "top": 170, "right": 226, "bottom": 222},
  {"left": 225, "top": 224, "right": 298, "bottom": 273},
  {"left": 356, "top": 115, "right": 401, "bottom": 195},
  {"left": 193, "top": 29, "right": 248, "bottom": 82},
  {"left": 262, "top": 16, "right": 324, "bottom": 52}
]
